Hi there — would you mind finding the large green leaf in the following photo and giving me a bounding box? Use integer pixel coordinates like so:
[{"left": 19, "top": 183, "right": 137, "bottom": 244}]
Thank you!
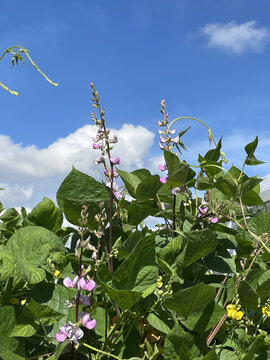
[
  {"left": 27, "top": 197, "right": 63, "bottom": 232},
  {"left": 117, "top": 168, "right": 151, "bottom": 198},
  {"left": 164, "top": 283, "right": 216, "bottom": 320},
  {"left": 166, "top": 164, "right": 196, "bottom": 188},
  {"left": 238, "top": 281, "right": 258, "bottom": 310},
  {"left": 0, "top": 336, "right": 24, "bottom": 360},
  {"left": 179, "top": 229, "right": 217, "bottom": 268},
  {"left": 113, "top": 234, "right": 158, "bottom": 292},
  {"left": 163, "top": 324, "right": 194, "bottom": 360},
  {"left": 97, "top": 274, "right": 142, "bottom": 310},
  {"left": 164, "top": 150, "right": 181, "bottom": 176},
  {"left": 0, "top": 226, "right": 65, "bottom": 284},
  {"left": 182, "top": 302, "right": 226, "bottom": 332},
  {"left": 57, "top": 167, "right": 110, "bottom": 229},
  {"left": 0, "top": 305, "right": 16, "bottom": 335},
  {"left": 159, "top": 230, "right": 217, "bottom": 270},
  {"left": 135, "top": 175, "right": 163, "bottom": 200}
]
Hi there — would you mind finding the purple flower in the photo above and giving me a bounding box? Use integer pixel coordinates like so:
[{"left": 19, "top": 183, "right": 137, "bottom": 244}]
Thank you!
[
  {"left": 111, "top": 156, "right": 120, "bottom": 165},
  {"left": 114, "top": 191, "right": 123, "bottom": 200},
  {"left": 158, "top": 163, "right": 167, "bottom": 172},
  {"left": 94, "top": 155, "right": 106, "bottom": 165},
  {"left": 78, "top": 277, "right": 97, "bottom": 291},
  {"left": 209, "top": 216, "right": 219, "bottom": 223},
  {"left": 82, "top": 314, "right": 96, "bottom": 330},
  {"left": 80, "top": 295, "right": 91, "bottom": 305},
  {"left": 198, "top": 207, "right": 208, "bottom": 218},
  {"left": 55, "top": 322, "right": 84, "bottom": 344},
  {"left": 160, "top": 177, "right": 167, "bottom": 184},
  {"left": 92, "top": 142, "right": 102, "bottom": 149},
  {"left": 63, "top": 276, "right": 78, "bottom": 288},
  {"left": 113, "top": 169, "right": 119, "bottom": 178},
  {"left": 171, "top": 187, "right": 181, "bottom": 195},
  {"left": 56, "top": 326, "right": 68, "bottom": 342}
]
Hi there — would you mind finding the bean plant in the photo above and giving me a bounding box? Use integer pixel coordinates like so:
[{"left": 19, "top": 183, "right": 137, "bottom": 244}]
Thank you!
[{"left": 1, "top": 49, "right": 270, "bottom": 359}]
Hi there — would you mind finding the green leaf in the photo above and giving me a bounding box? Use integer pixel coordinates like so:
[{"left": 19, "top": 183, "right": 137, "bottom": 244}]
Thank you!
[
  {"left": 113, "top": 234, "right": 158, "bottom": 292},
  {"left": 164, "top": 283, "right": 216, "bottom": 320},
  {"left": 240, "top": 189, "right": 264, "bottom": 206},
  {"left": 163, "top": 324, "right": 194, "bottom": 360},
  {"left": 118, "top": 230, "right": 144, "bottom": 260},
  {"left": 97, "top": 276, "right": 142, "bottom": 310},
  {"left": 245, "top": 155, "right": 265, "bottom": 166},
  {"left": 197, "top": 175, "right": 214, "bottom": 190},
  {"left": 31, "top": 282, "right": 77, "bottom": 316},
  {"left": 183, "top": 302, "right": 226, "bottom": 332},
  {"left": 0, "top": 208, "right": 20, "bottom": 222},
  {"left": 118, "top": 168, "right": 151, "bottom": 198},
  {"left": 204, "top": 138, "right": 222, "bottom": 162},
  {"left": 135, "top": 175, "right": 163, "bottom": 200},
  {"left": 245, "top": 137, "right": 258, "bottom": 156},
  {"left": 166, "top": 164, "right": 196, "bottom": 188},
  {"left": 0, "top": 305, "right": 16, "bottom": 335},
  {"left": 164, "top": 150, "right": 181, "bottom": 176},
  {"left": 147, "top": 312, "right": 172, "bottom": 334},
  {"left": 57, "top": 167, "right": 110, "bottom": 229},
  {"left": 257, "top": 270, "right": 270, "bottom": 299},
  {"left": 27, "top": 197, "right": 63, "bottom": 232},
  {"left": 159, "top": 230, "right": 217, "bottom": 271},
  {"left": 201, "top": 347, "right": 219, "bottom": 360},
  {"left": 21, "top": 298, "right": 64, "bottom": 325},
  {"left": 180, "top": 229, "right": 218, "bottom": 268},
  {"left": 92, "top": 307, "right": 109, "bottom": 342},
  {"left": 204, "top": 249, "right": 236, "bottom": 274},
  {"left": 238, "top": 281, "right": 258, "bottom": 310},
  {"left": 0, "top": 336, "right": 24, "bottom": 360},
  {"left": 214, "top": 177, "right": 237, "bottom": 197},
  {"left": 240, "top": 177, "right": 262, "bottom": 197},
  {"left": 0, "top": 226, "right": 65, "bottom": 284}
]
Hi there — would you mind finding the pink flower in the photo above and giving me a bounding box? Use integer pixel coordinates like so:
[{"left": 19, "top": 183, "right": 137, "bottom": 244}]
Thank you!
[
  {"left": 78, "top": 277, "right": 97, "bottom": 291},
  {"left": 82, "top": 314, "right": 96, "bottom": 330},
  {"left": 63, "top": 276, "right": 79, "bottom": 288},
  {"left": 114, "top": 191, "right": 123, "bottom": 200},
  {"left": 160, "top": 177, "right": 167, "bottom": 184},
  {"left": 171, "top": 187, "right": 181, "bottom": 195},
  {"left": 92, "top": 142, "right": 102, "bottom": 149},
  {"left": 209, "top": 216, "right": 219, "bottom": 223},
  {"left": 198, "top": 207, "right": 208, "bottom": 218},
  {"left": 55, "top": 326, "right": 68, "bottom": 342},
  {"left": 158, "top": 163, "right": 167, "bottom": 171},
  {"left": 111, "top": 156, "right": 120, "bottom": 165},
  {"left": 94, "top": 155, "right": 106, "bottom": 165}
]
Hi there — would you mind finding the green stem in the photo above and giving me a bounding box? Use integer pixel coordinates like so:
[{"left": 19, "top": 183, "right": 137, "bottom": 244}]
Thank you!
[
  {"left": 167, "top": 116, "right": 217, "bottom": 146},
  {"left": 82, "top": 343, "right": 122, "bottom": 360}
]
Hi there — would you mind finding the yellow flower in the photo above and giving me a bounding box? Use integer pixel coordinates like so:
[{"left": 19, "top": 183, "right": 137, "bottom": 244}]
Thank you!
[
  {"left": 54, "top": 270, "right": 62, "bottom": 279},
  {"left": 20, "top": 299, "right": 27, "bottom": 306},
  {"left": 226, "top": 304, "right": 243, "bottom": 320},
  {"left": 262, "top": 306, "right": 270, "bottom": 317}
]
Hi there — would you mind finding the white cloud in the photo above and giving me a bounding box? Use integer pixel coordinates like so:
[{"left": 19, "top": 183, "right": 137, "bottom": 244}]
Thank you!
[
  {"left": 199, "top": 21, "right": 270, "bottom": 54},
  {"left": 0, "top": 124, "right": 155, "bottom": 208}
]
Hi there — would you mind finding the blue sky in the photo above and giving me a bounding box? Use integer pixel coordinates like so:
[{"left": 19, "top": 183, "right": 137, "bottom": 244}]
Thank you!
[{"left": 1, "top": 0, "right": 270, "bottom": 209}]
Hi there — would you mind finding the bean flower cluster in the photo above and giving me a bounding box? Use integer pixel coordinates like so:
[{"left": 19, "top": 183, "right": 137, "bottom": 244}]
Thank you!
[
  {"left": 55, "top": 268, "right": 97, "bottom": 344},
  {"left": 198, "top": 206, "right": 219, "bottom": 224},
  {"left": 55, "top": 206, "right": 97, "bottom": 345},
  {"left": 91, "top": 82, "right": 122, "bottom": 200}
]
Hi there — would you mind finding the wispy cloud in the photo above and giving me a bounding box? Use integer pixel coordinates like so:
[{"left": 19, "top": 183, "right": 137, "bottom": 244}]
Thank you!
[{"left": 198, "top": 21, "right": 270, "bottom": 54}]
